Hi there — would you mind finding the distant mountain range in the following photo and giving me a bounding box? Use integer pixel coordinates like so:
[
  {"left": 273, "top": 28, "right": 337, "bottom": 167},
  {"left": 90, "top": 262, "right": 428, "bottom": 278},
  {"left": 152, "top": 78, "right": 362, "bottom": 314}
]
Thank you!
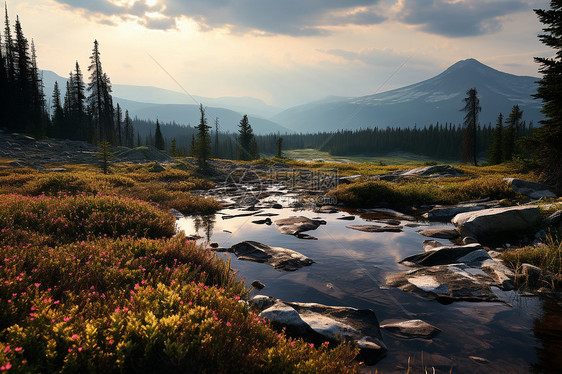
[
  {"left": 42, "top": 59, "right": 543, "bottom": 134},
  {"left": 41, "top": 70, "right": 288, "bottom": 134},
  {"left": 273, "top": 58, "right": 542, "bottom": 132}
]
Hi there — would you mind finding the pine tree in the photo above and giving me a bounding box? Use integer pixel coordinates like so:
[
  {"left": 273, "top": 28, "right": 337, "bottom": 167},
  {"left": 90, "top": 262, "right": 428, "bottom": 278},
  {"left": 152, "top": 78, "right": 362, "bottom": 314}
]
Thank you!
[
  {"left": 193, "top": 104, "right": 212, "bottom": 168},
  {"left": 526, "top": 0, "right": 562, "bottom": 190},
  {"left": 488, "top": 113, "right": 504, "bottom": 164},
  {"left": 0, "top": 17, "right": 9, "bottom": 129},
  {"left": 460, "top": 88, "right": 481, "bottom": 165},
  {"left": 87, "top": 40, "right": 113, "bottom": 142},
  {"left": 214, "top": 117, "right": 219, "bottom": 158},
  {"left": 503, "top": 105, "right": 523, "bottom": 161},
  {"left": 71, "top": 62, "right": 87, "bottom": 141},
  {"left": 170, "top": 138, "right": 178, "bottom": 157},
  {"left": 238, "top": 114, "right": 258, "bottom": 161},
  {"left": 51, "top": 81, "right": 64, "bottom": 136},
  {"left": 115, "top": 103, "right": 122, "bottom": 145},
  {"left": 154, "top": 119, "right": 165, "bottom": 150},
  {"left": 276, "top": 137, "right": 283, "bottom": 158},
  {"left": 123, "top": 110, "right": 134, "bottom": 147}
]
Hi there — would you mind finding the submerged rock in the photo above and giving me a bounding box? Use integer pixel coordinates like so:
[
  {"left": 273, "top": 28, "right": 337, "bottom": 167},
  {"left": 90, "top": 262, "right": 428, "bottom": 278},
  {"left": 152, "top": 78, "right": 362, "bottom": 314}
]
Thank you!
[
  {"left": 386, "top": 265, "right": 501, "bottom": 303},
  {"left": 417, "top": 228, "right": 460, "bottom": 239},
  {"left": 221, "top": 211, "right": 262, "bottom": 220},
  {"left": 380, "top": 319, "right": 440, "bottom": 339},
  {"left": 452, "top": 205, "right": 541, "bottom": 242},
  {"left": 346, "top": 225, "right": 403, "bottom": 233},
  {"left": 250, "top": 296, "right": 387, "bottom": 364},
  {"left": 275, "top": 216, "right": 326, "bottom": 236},
  {"left": 229, "top": 241, "right": 314, "bottom": 271}
]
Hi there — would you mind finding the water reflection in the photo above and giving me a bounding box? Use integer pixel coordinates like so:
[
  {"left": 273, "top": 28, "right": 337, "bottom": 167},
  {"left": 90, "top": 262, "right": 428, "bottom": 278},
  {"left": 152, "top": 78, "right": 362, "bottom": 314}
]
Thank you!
[{"left": 177, "top": 206, "right": 562, "bottom": 373}]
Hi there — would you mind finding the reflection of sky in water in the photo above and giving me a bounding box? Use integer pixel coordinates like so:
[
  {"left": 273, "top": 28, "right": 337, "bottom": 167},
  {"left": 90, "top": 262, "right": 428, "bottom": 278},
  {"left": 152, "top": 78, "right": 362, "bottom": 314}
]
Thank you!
[{"left": 177, "top": 206, "right": 556, "bottom": 372}]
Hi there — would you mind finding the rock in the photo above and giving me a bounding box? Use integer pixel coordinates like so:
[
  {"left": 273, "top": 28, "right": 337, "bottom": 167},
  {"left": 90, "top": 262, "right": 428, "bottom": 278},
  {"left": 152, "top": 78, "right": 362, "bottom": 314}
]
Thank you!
[
  {"left": 295, "top": 233, "right": 318, "bottom": 240},
  {"left": 386, "top": 264, "right": 501, "bottom": 303},
  {"left": 148, "top": 162, "right": 166, "bottom": 173},
  {"left": 222, "top": 211, "right": 262, "bottom": 220},
  {"left": 422, "top": 240, "right": 446, "bottom": 251},
  {"left": 518, "top": 263, "right": 541, "bottom": 287},
  {"left": 346, "top": 225, "right": 403, "bottom": 233},
  {"left": 375, "top": 165, "right": 462, "bottom": 181},
  {"left": 337, "top": 215, "right": 356, "bottom": 221},
  {"left": 374, "top": 219, "right": 402, "bottom": 226},
  {"left": 462, "top": 236, "right": 479, "bottom": 244},
  {"left": 504, "top": 178, "right": 557, "bottom": 199},
  {"left": 315, "top": 205, "right": 339, "bottom": 214},
  {"left": 423, "top": 203, "right": 494, "bottom": 221},
  {"left": 250, "top": 296, "right": 387, "bottom": 364},
  {"left": 252, "top": 218, "right": 272, "bottom": 225},
  {"left": 251, "top": 280, "right": 265, "bottom": 290},
  {"left": 275, "top": 216, "right": 326, "bottom": 236},
  {"left": 380, "top": 319, "right": 440, "bottom": 339},
  {"left": 452, "top": 205, "right": 541, "bottom": 243},
  {"left": 545, "top": 210, "right": 562, "bottom": 227},
  {"left": 480, "top": 259, "right": 515, "bottom": 290},
  {"left": 400, "top": 243, "right": 488, "bottom": 267},
  {"left": 357, "top": 208, "right": 415, "bottom": 221},
  {"left": 417, "top": 228, "right": 460, "bottom": 239},
  {"left": 170, "top": 208, "right": 184, "bottom": 219},
  {"left": 254, "top": 213, "right": 280, "bottom": 217},
  {"left": 230, "top": 241, "right": 314, "bottom": 271},
  {"left": 209, "top": 242, "right": 219, "bottom": 248},
  {"left": 271, "top": 203, "right": 283, "bottom": 209}
]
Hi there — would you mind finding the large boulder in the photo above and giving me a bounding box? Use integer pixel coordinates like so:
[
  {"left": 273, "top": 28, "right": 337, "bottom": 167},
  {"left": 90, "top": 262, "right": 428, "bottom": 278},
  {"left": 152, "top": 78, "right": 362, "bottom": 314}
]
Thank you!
[
  {"left": 399, "top": 243, "right": 489, "bottom": 267},
  {"left": 451, "top": 205, "right": 541, "bottom": 242},
  {"left": 274, "top": 216, "right": 326, "bottom": 236},
  {"left": 250, "top": 296, "right": 387, "bottom": 364},
  {"left": 386, "top": 265, "right": 502, "bottom": 303},
  {"left": 504, "top": 178, "right": 557, "bottom": 199},
  {"left": 228, "top": 241, "right": 314, "bottom": 271}
]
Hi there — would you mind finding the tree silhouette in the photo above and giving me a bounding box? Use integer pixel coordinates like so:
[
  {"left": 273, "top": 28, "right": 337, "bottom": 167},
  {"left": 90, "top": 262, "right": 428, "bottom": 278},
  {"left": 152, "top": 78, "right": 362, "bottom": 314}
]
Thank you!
[
  {"left": 460, "top": 88, "right": 481, "bottom": 165},
  {"left": 193, "top": 104, "right": 212, "bottom": 169},
  {"left": 527, "top": 0, "right": 562, "bottom": 191},
  {"left": 238, "top": 114, "right": 258, "bottom": 161},
  {"left": 503, "top": 105, "right": 523, "bottom": 161},
  {"left": 488, "top": 113, "right": 504, "bottom": 164},
  {"left": 154, "top": 119, "right": 165, "bottom": 150}
]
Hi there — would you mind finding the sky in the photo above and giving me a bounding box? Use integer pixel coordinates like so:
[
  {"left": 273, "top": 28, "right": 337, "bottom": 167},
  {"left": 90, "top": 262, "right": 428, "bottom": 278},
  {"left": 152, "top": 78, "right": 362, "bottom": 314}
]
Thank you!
[{"left": 5, "top": 0, "right": 553, "bottom": 108}]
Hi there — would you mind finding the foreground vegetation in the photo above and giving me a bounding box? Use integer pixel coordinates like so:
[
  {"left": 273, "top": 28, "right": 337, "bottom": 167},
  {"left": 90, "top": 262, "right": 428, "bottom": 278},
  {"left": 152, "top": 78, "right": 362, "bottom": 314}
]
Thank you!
[{"left": 0, "top": 163, "right": 360, "bottom": 373}]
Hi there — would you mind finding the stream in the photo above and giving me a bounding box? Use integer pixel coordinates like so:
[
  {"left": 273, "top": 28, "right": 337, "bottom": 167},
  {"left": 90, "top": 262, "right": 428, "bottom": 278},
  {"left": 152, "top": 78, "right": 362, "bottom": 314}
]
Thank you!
[{"left": 176, "top": 199, "right": 561, "bottom": 373}]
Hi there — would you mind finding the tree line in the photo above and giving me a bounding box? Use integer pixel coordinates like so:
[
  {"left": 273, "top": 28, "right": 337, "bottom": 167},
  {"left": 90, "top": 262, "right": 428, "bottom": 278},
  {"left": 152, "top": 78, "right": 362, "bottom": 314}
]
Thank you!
[{"left": 0, "top": 5, "right": 135, "bottom": 147}]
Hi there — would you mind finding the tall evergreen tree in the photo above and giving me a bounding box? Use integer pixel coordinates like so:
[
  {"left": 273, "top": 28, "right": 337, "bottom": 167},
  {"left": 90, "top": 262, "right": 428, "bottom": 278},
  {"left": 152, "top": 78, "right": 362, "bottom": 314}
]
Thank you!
[
  {"left": 460, "top": 88, "right": 481, "bottom": 165},
  {"left": 123, "top": 110, "right": 134, "bottom": 147},
  {"left": 526, "top": 0, "right": 562, "bottom": 190},
  {"left": 71, "top": 62, "right": 87, "bottom": 140},
  {"left": 51, "top": 81, "right": 64, "bottom": 136},
  {"left": 115, "top": 103, "right": 122, "bottom": 145},
  {"left": 503, "top": 105, "right": 523, "bottom": 161},
  {"left": 488, "top": 113, "right": 504, "bottom": 164},
  {"left": 87, "top": 40, "right": 113, "bottom": 142},
  {"left": 238, "top": 114, "right": 258, "bottom": 161},
  {"left": 154, "top": 119, "right": 165, "bottom": 150},
  {"left": 193, "top": 104, "right": 212, "bottom": 168},
  {"left": 214, "top": 117, "right": 219, "bottom": 157},
  {"left": 0, "top": 18, "right": 9, "bottom": 129}
]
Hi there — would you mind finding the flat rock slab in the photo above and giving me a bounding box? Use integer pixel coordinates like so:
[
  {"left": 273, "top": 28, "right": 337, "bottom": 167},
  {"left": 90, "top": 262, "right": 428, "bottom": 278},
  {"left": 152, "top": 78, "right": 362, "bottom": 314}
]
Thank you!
[
  {"left": 358, "top": 208, "right": 415, "bottom": 221},
  {"left": 275, "top": 216, "right": 326, "bottom": 235},
  {"left": 337, "top": 215, "right": 356, "bottom": 221},
  {"left": 422, "top": 240, "right": 446, "bottom": 251},
  {"left": 375, "top": 219, "right": 402, "bottom": 226},
  {"left": 422, "top": 203, "right": 495, "bottom": 221},
  {"left": 417, "top": 228, "right": 460, "bottom": 239},
  {"left": 400, "top": 243, "right": 488, "bottom": 267},
  {"left": 386, "top": 264, "right": 501, "bottom": 303},
  {"left": 230, "top": 241, "right": 314, "bottom": 271},
  {"left": 315, "top": 205, "right": 339, "bottom": 213},
  {"left": 380, "top": 319, "right": 440, "bottom": 339},
  {"left": 452, "top": 205, "right": 541, "bottom": 242},
  {"left": 222, "top": 211, "right": 262, "bottom": 220},
  {"left": 347, "top": 225, "right": 403, "bottom": 233},
  {"left": 250, "top": 296, "right": 387, "bottom": 365}
]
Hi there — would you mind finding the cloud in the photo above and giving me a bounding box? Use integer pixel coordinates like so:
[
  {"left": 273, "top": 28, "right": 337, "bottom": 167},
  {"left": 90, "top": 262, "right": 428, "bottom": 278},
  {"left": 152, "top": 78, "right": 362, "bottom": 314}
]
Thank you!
[
  {"left": 53, "top": 0, "right": 388, "bottom": 36},
  {"left": 395, "top": 0, "right": 531, "bottom": 37}
]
